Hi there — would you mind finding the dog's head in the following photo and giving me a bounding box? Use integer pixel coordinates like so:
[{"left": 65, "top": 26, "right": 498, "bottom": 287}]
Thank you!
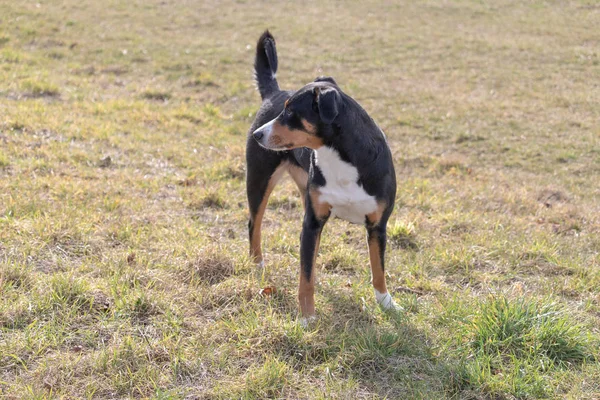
[{"left": 253, "top": 77, "right": 342, "bottom": 151}]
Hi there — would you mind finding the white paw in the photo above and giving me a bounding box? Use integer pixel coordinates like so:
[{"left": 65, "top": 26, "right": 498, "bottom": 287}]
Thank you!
[
  {"left": 375, "top": 290, "right": 399, "bottom": 311},
  {"left": 300, "top": 315, "right": 317, "bottom": 328},
  {"left": 257, "top": 260, "right": 264, "bottom": 268}
]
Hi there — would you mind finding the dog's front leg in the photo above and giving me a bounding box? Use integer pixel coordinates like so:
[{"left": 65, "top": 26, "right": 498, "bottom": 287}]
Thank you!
[
  {"left": 298, "top": 188, "right": 330, "bottom": 322},
  {"left": 366, "top": 216, "right": 397, "bottom": 310}
]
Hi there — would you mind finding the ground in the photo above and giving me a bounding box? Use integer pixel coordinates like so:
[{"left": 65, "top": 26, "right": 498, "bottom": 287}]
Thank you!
[{"left": 1, "top": 0, "right": 599, "bottom": 398}]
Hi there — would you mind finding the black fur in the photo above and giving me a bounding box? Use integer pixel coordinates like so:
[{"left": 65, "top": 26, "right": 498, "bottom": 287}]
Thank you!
[
  {"left": 247, "top": 31, "right": 397, "bottom": 316},
  {"left": 315, "top": 87, "right": 341, "bottom": 124},
  {"left": 254, "top": 79, "right": 396, "bottom": 209},
  {"left": 254, "top": 30, "right": 280, "bottom": 100}
]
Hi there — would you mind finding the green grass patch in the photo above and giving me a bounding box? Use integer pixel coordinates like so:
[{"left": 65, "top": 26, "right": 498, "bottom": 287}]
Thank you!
[
  {"left": 443, "top": 295, "right": 595, "bottom": 398},
  {"left": 466, "top": 296, "right": 591, "bottom": 364},
  {"left": 388, "top": 220, "right": 418, "bottom": 250}
]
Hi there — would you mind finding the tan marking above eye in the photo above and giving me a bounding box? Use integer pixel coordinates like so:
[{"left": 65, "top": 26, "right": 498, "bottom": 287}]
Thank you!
[
  {"left": 284, "top": 99, "right": 289, "bottom": 108},
  {"left": 301, "top": 119, "right": 316, "bottom": 135}
]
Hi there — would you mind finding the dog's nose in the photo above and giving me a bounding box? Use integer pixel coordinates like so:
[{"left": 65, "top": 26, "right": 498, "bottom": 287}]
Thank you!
[{"left": 253, "top": 130, "right": 264, "bottom": 141}]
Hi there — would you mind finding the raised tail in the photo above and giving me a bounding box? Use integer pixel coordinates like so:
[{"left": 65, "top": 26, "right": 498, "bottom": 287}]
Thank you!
[{"left": 254, "top": 30, "right": 280, "bottom": 100}]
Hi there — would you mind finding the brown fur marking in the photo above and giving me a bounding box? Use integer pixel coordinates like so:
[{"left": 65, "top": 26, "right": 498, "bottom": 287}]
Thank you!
[
  {"left": 301, "top": 119, "right": 317, "bottom": 135},
  {"left": 269, "top": 120, "right": 323, "bottom": 150},
  {"left": 309, "top": 187, "right": 332, "bottom": 220},
  {"left": 298, "top": 269, "right": 316, "bottom": 317},
  {"left": 366, "top": 201, "right": 387, "bottom": 227},
  {"left": 368, "top": 233, "right": 388, "bottom": 294},
  {"left": 298, "top": 230, "right": 321, "bottom": 317}
]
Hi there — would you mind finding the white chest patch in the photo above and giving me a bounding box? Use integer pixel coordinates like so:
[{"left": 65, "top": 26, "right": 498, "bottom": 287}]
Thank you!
[{"left": 315, "top": 146, "right": 377, "bottom": 224}]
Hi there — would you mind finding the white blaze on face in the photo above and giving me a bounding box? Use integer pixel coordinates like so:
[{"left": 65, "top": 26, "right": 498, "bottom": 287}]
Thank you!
[
  {"left": 253, "top": 118, "right": 275, "bottom": 145},
  {"left": 315, "top": 146, "right": 378, "bottom": 224}
]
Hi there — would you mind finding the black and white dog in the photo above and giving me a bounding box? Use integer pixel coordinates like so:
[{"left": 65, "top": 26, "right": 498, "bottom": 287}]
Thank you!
[{"left": 246, "top": 31, "right": 397, "bottom": 323}]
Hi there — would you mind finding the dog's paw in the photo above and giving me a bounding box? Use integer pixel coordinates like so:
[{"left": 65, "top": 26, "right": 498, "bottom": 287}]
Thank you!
[
  {"left": 375, "top": 290, "right": 400, "bottom": 311},
  {"left": 257, "top": 260, "right": 265, "bottom": 268},
  {"left": 299, "top": 315, "right": 317, "bottom": 328}
]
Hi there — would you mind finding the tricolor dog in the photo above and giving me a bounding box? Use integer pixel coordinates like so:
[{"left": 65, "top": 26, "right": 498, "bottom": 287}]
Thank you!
[{"left": 246, "top": 31, "right": 397, "bottom": 323}]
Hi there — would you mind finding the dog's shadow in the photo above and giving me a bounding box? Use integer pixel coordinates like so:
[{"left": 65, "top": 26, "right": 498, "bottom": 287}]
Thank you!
[{"left": 266, "top": 286, "right": 463, "bottom": 398}]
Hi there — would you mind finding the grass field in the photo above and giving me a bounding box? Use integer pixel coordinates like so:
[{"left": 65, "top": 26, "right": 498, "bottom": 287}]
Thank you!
[{"left": 1, "top": 0, "right": 599, "bottom": 398}]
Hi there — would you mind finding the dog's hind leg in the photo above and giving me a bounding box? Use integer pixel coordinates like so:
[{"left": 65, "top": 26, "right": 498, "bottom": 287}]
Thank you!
[{"left": 247, "top": 159, "right": 286, "bottom": 266}]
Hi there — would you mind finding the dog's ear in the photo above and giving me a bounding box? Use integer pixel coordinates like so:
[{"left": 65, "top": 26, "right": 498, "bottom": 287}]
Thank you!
[
  {"left": 314, "top": 76, "right": 337, "bottom": 86},
  {"left": 314, "top": 87, "right": 341, "bottom": 124}
]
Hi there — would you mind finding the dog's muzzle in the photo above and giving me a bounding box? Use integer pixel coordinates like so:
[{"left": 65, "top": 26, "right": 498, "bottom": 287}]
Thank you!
[{"left": 253, "top": 118, "right": 275, "bottom": 146}]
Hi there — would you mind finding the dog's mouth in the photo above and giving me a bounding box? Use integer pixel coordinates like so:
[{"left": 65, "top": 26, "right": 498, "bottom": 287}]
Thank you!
[
  {"left": 260, "top": 143, "right": 292, "bottom": 151},
  {"left": 253, "top": 119, "right": 295, "bottom": 151},
  {"left": 255, "top": 136, "right": 294, "bottom": 151}
]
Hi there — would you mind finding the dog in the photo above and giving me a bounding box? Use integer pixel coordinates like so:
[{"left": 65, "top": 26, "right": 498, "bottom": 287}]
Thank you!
[{"left": 246, "top": 31, "right": 397, "bottom": 323}]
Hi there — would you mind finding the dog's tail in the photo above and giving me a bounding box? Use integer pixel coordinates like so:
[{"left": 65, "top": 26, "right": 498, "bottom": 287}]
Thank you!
[{"left": 254, "top": 30, "right": 280, "bottom": 100}]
